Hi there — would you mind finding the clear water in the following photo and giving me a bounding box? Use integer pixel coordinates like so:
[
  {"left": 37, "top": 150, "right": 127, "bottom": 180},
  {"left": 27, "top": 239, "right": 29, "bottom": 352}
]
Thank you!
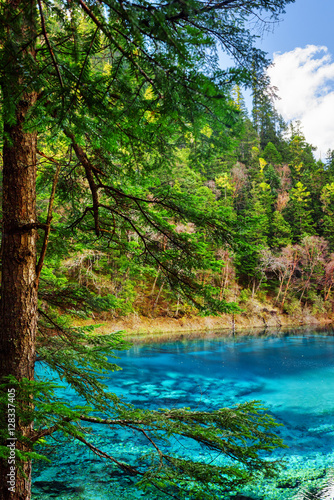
[{"left": 32, "top": 328, "right": 334, "bottom": 499}]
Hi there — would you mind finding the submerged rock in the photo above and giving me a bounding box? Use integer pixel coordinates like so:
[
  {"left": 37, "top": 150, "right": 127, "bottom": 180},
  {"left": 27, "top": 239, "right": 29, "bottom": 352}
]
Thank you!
[
  {"left": 33, "top": 480, "right": 84, "bottom": 494},
  {"left": 233, "top": 495, "right": 260, "bottom": 500}
]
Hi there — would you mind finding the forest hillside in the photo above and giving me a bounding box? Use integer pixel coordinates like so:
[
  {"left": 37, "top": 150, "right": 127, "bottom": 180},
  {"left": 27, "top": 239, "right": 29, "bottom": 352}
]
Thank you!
[{"left": 40, "top": 86, "right": 334, "bottom": 335}]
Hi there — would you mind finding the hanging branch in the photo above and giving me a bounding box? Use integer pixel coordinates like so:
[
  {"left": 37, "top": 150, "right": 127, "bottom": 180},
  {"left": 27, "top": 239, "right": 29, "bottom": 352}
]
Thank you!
[
  {"left": 74, "top": 434, "right": 141, "bottom": 475},
  {"left": 77, "top": 0, "right": 162, "bottom": 95},
  {"left": 66, "top": 26, "right": 100, "bottom": 115},
  {"left": 64, "top": 130, "right": 101, "bottom": 236},
  {"left": 36, "top": 153, "right": 61, "bottom": 284},
  {"left": 37, "top": 0, "right": 64, "bottom": 89}
]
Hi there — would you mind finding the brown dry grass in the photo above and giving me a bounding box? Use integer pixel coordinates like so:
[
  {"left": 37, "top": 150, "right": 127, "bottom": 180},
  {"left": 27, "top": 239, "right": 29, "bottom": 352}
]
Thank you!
[{"left": 73, "top": 298, "right": 333, "bottom": 344}]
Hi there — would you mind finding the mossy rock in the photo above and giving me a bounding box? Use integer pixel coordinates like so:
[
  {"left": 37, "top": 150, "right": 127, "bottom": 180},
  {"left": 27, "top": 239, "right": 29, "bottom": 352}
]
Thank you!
[
  {"left": 276, "top": 477, "right": 301, "bottom": 488},
  {"left": 278, "top": 468, "right": 326, "bottom": 484}
]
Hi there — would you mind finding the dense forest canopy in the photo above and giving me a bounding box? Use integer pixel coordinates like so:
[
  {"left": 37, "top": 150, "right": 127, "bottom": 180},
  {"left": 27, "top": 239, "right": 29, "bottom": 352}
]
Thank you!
[{"left": 4, "top": 0, "right": 334, "bottom": 499}]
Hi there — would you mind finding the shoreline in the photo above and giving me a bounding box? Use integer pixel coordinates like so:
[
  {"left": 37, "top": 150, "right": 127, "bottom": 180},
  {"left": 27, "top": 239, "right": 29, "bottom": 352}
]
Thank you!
[{"left": 77, "top": 308, "right": 334, "bottom": 344}]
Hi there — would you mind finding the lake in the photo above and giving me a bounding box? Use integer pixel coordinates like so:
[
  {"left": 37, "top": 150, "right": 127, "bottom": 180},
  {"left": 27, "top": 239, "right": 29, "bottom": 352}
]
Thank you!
[{"left": 32, "top": 327, "right": 334, "bottom": 499}]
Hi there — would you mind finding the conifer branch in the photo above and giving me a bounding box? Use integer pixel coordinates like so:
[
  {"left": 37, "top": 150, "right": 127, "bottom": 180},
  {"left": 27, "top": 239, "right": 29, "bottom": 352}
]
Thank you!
[
  {"left": 99, "top": 204, "right": 201, "bottom": 304},
  {"left": 167, "top": 0, "right": 264, "bottom": 21},
  {"left": 1, "top": 33, "right": 42, "bottom": 71},
  {"left": 98, "top": 182, "right": 174, "bottom": 208},
  {"left": 64, "top": 131, "right": 101, "bottom": 236},
  {"left": 31, "top": 417, "right": 72, "bottom": 443},
  {"left": 36, "top": 154, "right": 61, "bottom": 284},
  {"left": 68, "top": 206, "right": 93, "bottom": 230},
  {"left": 37, "top": 0, "right": 64, "bottom": 89},
  {"left": 132, "top": 198, "right": 191, "bottom": 253},
  {"left": 66, "top": 26, "right": 100, "bottom": 114},
  {"left": 77, "top": 0, "right": 161, "bottom": 93},
  {"left": 74, "top": 434, "right": 141, "bottom": 475}
]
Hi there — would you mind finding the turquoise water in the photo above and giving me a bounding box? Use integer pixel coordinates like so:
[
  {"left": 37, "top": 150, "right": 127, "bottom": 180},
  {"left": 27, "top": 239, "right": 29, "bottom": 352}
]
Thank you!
[{"left": 32, "top": 329, "right": 334, "bottom": 499}]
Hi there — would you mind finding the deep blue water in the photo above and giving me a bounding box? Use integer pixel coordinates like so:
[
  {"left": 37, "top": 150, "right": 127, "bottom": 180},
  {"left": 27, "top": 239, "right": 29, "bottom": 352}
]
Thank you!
[{"left": 32, "top": 329, "right": 334, "bottom": 499}]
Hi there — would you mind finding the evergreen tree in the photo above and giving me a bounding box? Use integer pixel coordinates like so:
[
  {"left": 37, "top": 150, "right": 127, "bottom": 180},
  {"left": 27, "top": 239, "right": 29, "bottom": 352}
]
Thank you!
[
  {"left": 0, "top": 1, "right": 295, "bottom": 499},
  {"left": 284, "top": 129, "right": 325, "bottom": 236},
  {"left": 270, "top": 210, "right": 292, "bottom": 248},
  {"left": 235, "top": 179, "right": 270, "bottom": 292},
  {"left": 251, "top": 72, "right": 285, "bottom": 150},
  {"left": 320, "top": 182, "right": 334, "bottom": 251},
  {"left": 235, "top": 117, "right": 261, "bottom": 168},
  {"left": 325, "top": 149, "right": 334, "bottom": 180},
  {"left": 285, "top": 182, "right": 315, "bottom": 241},
  {"left": 263, "top": 141, "right": 282, "bottom": 164}
]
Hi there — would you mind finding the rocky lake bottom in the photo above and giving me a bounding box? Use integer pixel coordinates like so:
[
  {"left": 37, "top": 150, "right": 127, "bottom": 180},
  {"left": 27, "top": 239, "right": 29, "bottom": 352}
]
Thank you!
[{"left": 32, "top": 327, "right": 334, "bottom": 499}]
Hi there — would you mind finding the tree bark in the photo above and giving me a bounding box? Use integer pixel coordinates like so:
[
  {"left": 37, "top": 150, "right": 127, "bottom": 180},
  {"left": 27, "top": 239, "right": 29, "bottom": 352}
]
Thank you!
[
  {"left": 0, "top": 91, "right": 38, "bottom": 500},
  {"left": 0, "top": 2, "right": 38, "bottom": 498}
]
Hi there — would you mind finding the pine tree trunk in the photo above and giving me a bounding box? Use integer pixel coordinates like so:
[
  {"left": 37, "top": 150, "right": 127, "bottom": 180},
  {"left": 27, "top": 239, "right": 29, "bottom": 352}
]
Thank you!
[
  {"left": 0, "top": 90, "right": 38, "bottom": 500},
  {"left": 0, "top": 1, "right": 38, "bottom": 497}
]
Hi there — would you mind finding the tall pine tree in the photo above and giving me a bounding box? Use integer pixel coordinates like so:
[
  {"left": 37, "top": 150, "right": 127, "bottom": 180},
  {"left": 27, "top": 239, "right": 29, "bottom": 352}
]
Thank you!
[{"left": 0, "top": 1, "right": 294, "bottom": 498}]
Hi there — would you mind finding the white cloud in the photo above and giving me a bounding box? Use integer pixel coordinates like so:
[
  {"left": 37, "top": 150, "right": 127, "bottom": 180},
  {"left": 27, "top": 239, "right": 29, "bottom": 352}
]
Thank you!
[{"left": 267, "top": 45, "right": 334, "bottom": 158}]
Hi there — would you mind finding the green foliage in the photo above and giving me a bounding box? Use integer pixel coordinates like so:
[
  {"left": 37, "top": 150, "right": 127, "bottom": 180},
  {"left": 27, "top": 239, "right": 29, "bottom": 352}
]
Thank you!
[
  {"left": 282, "top": 297, "right": 302, "bottom": 316},
  {"left": 270, "top": 211, "right": 292, "bottom": 248},
  {"left": 321, "top": 183, "right": 334, "bottom": 250},
  {"left": 264, "top": 142, "right": 282, "bottom": 164},
  {"left": 264, "top": 163, "right": 282, "bottom": 194},
  {"left": 238, "top": 288, "right": 253, "bottom": 303},
  {"left": 5, "top": 0, "right": 326, "bottom": 496},
  {"left": 0, "top": 373, "right": 286, "bottom": 499},
  {"left": 286, "top": 182, "right": 315, "bottom": 240}
]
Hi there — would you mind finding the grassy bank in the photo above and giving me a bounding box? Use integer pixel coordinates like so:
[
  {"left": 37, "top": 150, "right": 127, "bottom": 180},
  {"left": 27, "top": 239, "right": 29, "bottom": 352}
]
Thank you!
[{"left": 74, "top": 296, "right": 334, "bottom": 343}]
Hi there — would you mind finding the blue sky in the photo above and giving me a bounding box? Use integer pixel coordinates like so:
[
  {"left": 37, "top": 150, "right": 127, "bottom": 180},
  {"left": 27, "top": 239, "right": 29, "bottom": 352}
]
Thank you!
[
  {"left": 244, "top": 0, "right": 334, "bottom": 157},
  {"left": 258, "top": 0, "right": 334, "bottom": 59}
]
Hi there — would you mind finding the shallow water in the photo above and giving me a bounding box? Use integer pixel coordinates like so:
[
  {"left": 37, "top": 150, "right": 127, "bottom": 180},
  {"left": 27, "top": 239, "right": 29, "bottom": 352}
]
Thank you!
[{"left": 32, "top": 328, "right": 334, "bottom": 499}]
